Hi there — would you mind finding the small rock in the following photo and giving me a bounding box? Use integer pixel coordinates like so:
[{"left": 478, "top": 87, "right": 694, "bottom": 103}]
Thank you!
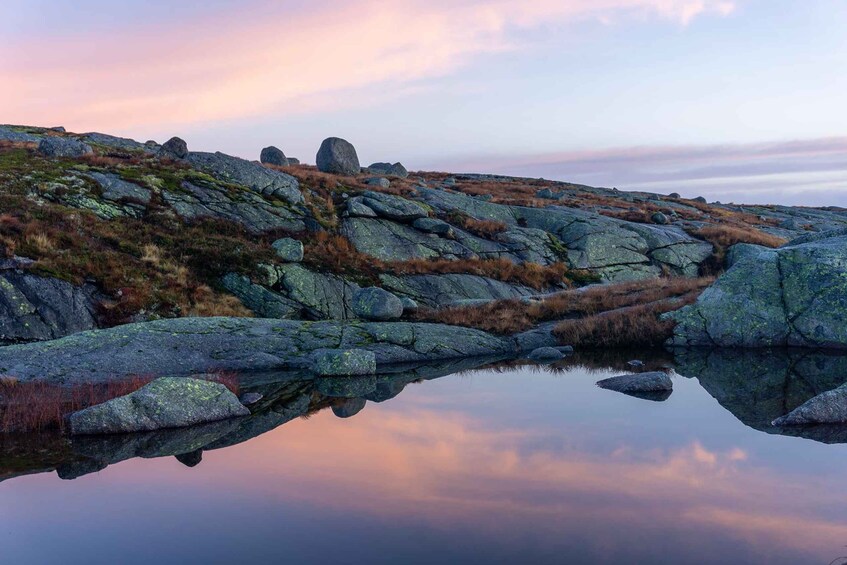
[
  {"left": 50, "top": 126, "right": 66, "bottom": 132},
  {"left": 536, "top": 188, "right": 556, "bottom": 199},
  {"left": 527, "top": 347, "right": 565, "bottom": 362},
  {"left": 557, "top": 345, "right": 575, "bottom": 354},
  {"left": 367, "top": 162, "right": 408, "bottom": 178},
  {"left": 772, "top": 383, "right": 847, "bottom": 426},
  {"left": 651, "top": 212, "right": 669, "bottom": 225},
  {"left": 412, "top": 217, "right": 453, "bottom": 236},
  {"left": 260, "top": 146, "right": 287, "bottom": 166},
  {"left": 271, "top": 237, "right": 304, "bottom": 262},
  {"left": 780, "top": 218, "right": 799, "bottom": 230},
  {"left": 160, "top": 136, "right": 188, "bottom": 159},
  {"left": 668, "top": 192, "right": 681, "bottom": 199},
  {"left": 596, "top": 372, "right": 673, "bottom": 393},
  {"left": 37, "top": 137, "right": 93, "bottom": 158},
  {"left": 365, "top": 177, "right": 390, "bottom": 189},
  {"left": 68, "top": 377, "right": 249, "bottom": 435},
  {"left": 627, "top": 360, "right": 644, "bottom": 368},
  {"left": 693, "top": 196, "right": 707, "bottom": 204},
  {"left": 239, "top": 392, "right": 264, "bottom": 406},
  {"left": 352, "top": 287, "right": 404, "bottom": 321},
  {"left": 312, "top": 349, "right": 376, "bottom": 376},
  {"left": 346, "top": 197, "right": 377, "bottom": 218},
  {"left": 316, "top": 137, "right": 360, "bottom": 175},
  {"left": 287, "top": 157, "right": 300, "bottom": 165}
]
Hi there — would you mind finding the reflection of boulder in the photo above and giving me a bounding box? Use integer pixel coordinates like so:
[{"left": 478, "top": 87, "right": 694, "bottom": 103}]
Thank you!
[
  {"left": 674, "top": 348, "right": 847, "bottom": 443},
  {"left": 332, "top": 398, "right": 367, "bottom": 418},
  {"left": 315, "top": 376, "right": 377, "bottom": 398},
  {"left": 175, "top": 449, "right": 203, "bottom": 467}
]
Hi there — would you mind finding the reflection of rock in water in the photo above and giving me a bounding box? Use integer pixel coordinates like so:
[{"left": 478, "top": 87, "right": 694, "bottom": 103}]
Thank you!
[
  {"left": 674, "top": 348, "right": 847, "bottom": 443},
  {"left": 0, "top": 354, "right": 512, "bottom": 482},
  {"left": 332, "top": 398, "right": 367, "bottom": 418}
]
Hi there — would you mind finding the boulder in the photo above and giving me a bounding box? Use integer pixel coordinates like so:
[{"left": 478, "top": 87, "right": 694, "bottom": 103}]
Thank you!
[
  {"left": 68, "top": 377, "right": 249, "bottom": 435},
  {"left": 160, "top": 137, "right": 188, "bottom": 159},
  {"left": 365, "top": 177, "right": 390, "bottom": 189},
  {"left": 651, "top": 212, "right": 669, "bottom": 225},
  {"left": 346, "top": 197, "right": 377, "bottom": 218},
  {"left": 669, "top": 192, "right": 681, "bottom": 199},
  {"left": 596, "top": 372, "right": 673, "bottom": 393},
  {"left": 693, "top": 196, "right": 707, "bottom": 204},
  {"left": 287, "top": 157, "right": 300, "bottom": 165},
  {"left": 37, "top": 137, "right": 93, "bottom": 158},
  {"left": 772, "top": 383, "right": 847, "bottom": 426},
  {"left": 669, "top": 231, "right": 847, "bottom": 348},
  {"left": 260, "top": 146, "right": 287, "bottom": 166},
  {"left": 312, "top": 348, "right": 376, "bottom": 376},
  {"left": 527, "top": 347, "right": 565, "bottom": 362},
  {"left": 536, "top": 188, "right": 556, "bottom": 199},
  {"left": 352, "top": 287, "right": 404, "bottom": 321},
  {"left": 316, "top": 137, "right": 360, "bottom": 175},
  {"left": 367, "top": 162, "right": 408, "bottom": 178},
  {"left": 271, "top": 237, "right": 304, "bottom": 262},
  {"left": 399, "top": 297, "right": 418, "bottom": 312}
]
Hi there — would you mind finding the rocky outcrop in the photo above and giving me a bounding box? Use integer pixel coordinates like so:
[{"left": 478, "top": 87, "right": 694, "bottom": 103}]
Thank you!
[
  {"left": 186, "top": 151, "right": 303, "bottom": 205},
  {"left": 379, "top": 273, "right": 535, "bottom": 308},
  {"left": 0, "top": 270, "right": 99, "bottom": 343},
  {"left": 316, "top": 137, "right": 359, "bottom": 175},
  {"left": 37, "top": 137, "right": 93, "bottom": 158},
  {"left": 0, "top": 317, "right": 519, "bottom": 384},
  {"left": 669, "top": 231, "right": 847, "bottom": 348},
  {"left": 68, "top": 377, "right": 249, "bottom": 435},
  {"left": 163, "top": 180, "right": 305, "bottom": 233}
]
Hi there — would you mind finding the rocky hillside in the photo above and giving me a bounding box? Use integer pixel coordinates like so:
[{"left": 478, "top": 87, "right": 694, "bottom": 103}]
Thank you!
[{"left": 1, "top": 123, "right": 845, "bottom": 346}]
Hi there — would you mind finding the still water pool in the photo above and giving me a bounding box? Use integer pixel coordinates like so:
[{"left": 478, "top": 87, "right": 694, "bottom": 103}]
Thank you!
[{"left": 1, "top": 352, "right": 846, "bottom": 564}]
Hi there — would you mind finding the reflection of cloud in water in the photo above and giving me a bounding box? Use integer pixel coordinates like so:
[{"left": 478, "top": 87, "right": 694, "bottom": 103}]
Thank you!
[{"left": 191, "top": 405, "right": 847, "bottom": 560}]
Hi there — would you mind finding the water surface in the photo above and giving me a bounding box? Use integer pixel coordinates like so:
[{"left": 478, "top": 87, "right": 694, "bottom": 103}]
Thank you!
[{"left": 1, "top": 353, "right": 847, "bottom": 565}]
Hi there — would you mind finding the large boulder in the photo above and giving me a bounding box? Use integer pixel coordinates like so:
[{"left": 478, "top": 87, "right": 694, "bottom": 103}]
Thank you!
[
  {"left": 260, "top": 146, "right": 287, "bottom": 166},
  {"left": 68, "top": 377, "right": 249, "bottom": 435},
  {"left": 669, "top": 231, "right": 847, "bottom": 348},
  {"left": 37, "top": 137, "right": 93, "bottom": 158},
  {"left": 367, "top": 162, "right": 408, "bottom": 178},
  {"left": 772, "top": 383, "right": 847, "bottom": 426},
  {"left": 316, "top": 137, "right": 360, "bottom": 175},
  {"left": 160, "top": 137, "right": 188, "bottom": 159},
  {"left": 352, "top": 287, "right": 403, "bottom": 321}
]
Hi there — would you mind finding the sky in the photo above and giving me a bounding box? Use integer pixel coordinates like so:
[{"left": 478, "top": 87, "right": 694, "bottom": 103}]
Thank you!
[{"left": 2, "top": 0, "right": 846, "bottom": 206}]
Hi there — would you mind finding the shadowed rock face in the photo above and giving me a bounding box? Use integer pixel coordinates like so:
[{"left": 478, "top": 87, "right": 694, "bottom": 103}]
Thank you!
[{"left": 670, "top": 232, "right": 847, "bottom": 349}]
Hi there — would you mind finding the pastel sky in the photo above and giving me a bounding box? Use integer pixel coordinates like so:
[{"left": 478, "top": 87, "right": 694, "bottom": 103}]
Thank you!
[{"left": 3, "top": 0, "right": 846, "bottom": 206}]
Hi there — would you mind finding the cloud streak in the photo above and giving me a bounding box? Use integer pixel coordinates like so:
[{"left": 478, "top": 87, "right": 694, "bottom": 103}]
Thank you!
[
  {"left": 1, "top": 0, "right": 736, "bottom": 132},
  {"left": 435, "top": 137, "right": 847, "bottom": 206}
]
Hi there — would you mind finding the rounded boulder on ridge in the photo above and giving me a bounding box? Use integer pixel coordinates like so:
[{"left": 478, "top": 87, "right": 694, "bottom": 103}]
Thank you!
[
  {"left": 316, "top": 137, "right": 360, "bottom": 175},
  {"left": 260, "top": 146, "right": 287, "bottom": 166}
]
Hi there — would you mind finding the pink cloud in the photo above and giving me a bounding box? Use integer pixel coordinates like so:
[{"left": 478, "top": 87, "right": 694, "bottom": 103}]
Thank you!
[{"left": 0, "top": 0, "right": 736, "bottom": 132}]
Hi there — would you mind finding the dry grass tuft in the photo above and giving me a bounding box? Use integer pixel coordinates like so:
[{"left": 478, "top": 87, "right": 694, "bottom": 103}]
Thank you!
[
  {"left": 412, "top": 276, "right": 713, "bottom": 335},
  {"left": 690, "top": 225, "right": 787, "bottom": 249}
]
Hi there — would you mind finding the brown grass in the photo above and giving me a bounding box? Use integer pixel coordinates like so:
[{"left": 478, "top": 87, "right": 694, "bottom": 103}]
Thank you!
[
  {"left": 552, "top": 292, "right": 700, "bottom": 348},
  {"left": 412, "top": 276, "right": 714, "bottom": 335},
  {"left": 0, "top": 372, "right": 240, "bottom": 434},
  {"left": 690, "top": 225, "right": 787, "bottom": 249},
  {"left": 446, "top": 211, "right": 508, "bottom": 237}
]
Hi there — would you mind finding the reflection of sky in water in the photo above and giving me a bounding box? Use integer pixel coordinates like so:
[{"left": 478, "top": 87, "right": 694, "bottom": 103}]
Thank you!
[{"left": 2, "top": 366, "right": 847, "bottom": 564}]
